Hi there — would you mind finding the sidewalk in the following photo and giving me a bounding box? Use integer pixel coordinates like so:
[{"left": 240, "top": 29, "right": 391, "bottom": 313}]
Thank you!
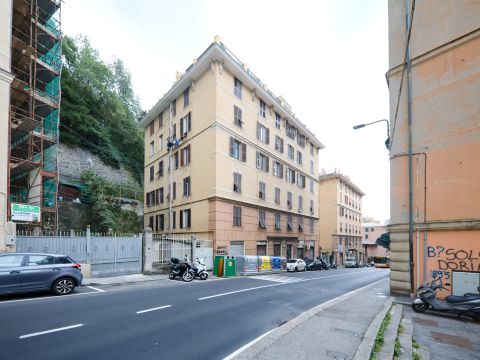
[
  {"left": 82, "top": 273, "right": 170, "bottom": 286},
  {"left": 230, "top": 279, "right": 392, "bottom": 360}
]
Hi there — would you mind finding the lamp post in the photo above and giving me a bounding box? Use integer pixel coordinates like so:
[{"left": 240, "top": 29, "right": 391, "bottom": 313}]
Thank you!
[{"left": 353, "top": 119, "right": 390, "bottom": 149}]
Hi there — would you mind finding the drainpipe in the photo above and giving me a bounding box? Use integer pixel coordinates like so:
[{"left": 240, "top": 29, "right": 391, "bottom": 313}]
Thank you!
[
  {"left": 406, "top": 0, "right": 415, "bottom": 294},
  {"left": 168, "top": 102, "right": 173, "bottom": 235}
]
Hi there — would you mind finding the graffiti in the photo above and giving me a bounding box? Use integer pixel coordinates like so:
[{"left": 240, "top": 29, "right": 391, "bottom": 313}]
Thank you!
[
  {"left": 429, "top": 269, "right": 451, "bottom": 293},
  {"left": 427, "top": 246, "right": 480, "bottom": 271}
]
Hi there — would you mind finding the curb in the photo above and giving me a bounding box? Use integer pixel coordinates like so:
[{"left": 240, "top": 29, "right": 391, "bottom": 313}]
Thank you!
[
  {"left": 353, "top": 296, "right": 394, "bottom": 360},
  {"left": 230, "top": 277, "right": 389, "bottom": 360}
]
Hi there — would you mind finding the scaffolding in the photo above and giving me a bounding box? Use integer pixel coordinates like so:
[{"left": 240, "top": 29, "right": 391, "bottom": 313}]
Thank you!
[{"left": 8, "top": 0, "right": 62, "bottom": 232}]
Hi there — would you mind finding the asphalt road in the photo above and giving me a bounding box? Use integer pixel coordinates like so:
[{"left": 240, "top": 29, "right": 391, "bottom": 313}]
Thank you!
[{"left": 0, "top": 268, "right": 389, "bottom": 360}]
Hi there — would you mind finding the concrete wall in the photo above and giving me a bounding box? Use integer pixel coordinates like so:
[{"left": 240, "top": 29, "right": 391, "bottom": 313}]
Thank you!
[
  {"left": 387, "top": 0, "right": 480, "bottom": 296},
  {"left": 0, "top": 0, "right": 13, "bottom": 252}
]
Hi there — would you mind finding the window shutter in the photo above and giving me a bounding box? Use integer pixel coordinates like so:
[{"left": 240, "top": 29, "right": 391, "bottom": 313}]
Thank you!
[
  {"left": 229, "top": 137, "right": 234, "bottom": 157},
  {"left": 238, "top": 174, "right": 242, "bottom": 193},
  {"left": 180, "top": 148, "right": 184, "bottom": 166},
  {"left": 180, "top": 210, "right": 184, "bottom": 228},
  {"left": 266, "top": 128, "right": 270, "bottom": 144},
  {"left": 256, "top": 122, "right": 260, "bottom": 139},
  {"left": 266, "top": 156, "right": 269, "bottom": 172},
  {"left": 180, "top": 117, "right": 184, "bottom": 135},
  {"left": 188, "top": 113, "right": 191, "bottom": 131},
  {"left": 187, "top": 210, "right": 191, "bottom": 227},
  {"left": 256, "top": 151, "right": 260, "bottom": 169},
  {"left": 187, "top": 145, "right": 191, "bottom": 163},
  {"left": 242, "top": 143, "right": 246, "bottom": 162}
]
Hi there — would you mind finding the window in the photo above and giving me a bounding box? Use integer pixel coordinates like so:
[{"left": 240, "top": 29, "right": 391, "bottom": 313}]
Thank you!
[
  {"left": 297, "top": 173, "right": 306, "bottom": 188},
  {"left": 365, "top": 227, "right": 369, "bottom": 232},
  {"left": 158, "top": 161, "right": 164, "bottom": 177},
  {"left": 159, "top": 135, "right": 163, "bottom": 152},
  {"left": 180, "top": 209, "right": 191, "bottom": 228},
  {"left": 234, "top": 77, "right": 242, "bottom": 99},
  {"left": 233, "top": 172, "right": 242, "bottom": 193},
  {"left": 273, "top": 160, "right": 283, "bottom": 178},
  {"left": 259, "top": 99, "right": 266, "bottom": 118},
  {"left": 287, "top": 214, "right": 293, "bottom": 231},
  {"left": 159, "top": 187, "right": 164, "bottom": 204},
  {"left": 180, "top": 113, "right": 191, "bottom": 136},
  {"left": 234, "top": 106, "right": 243, "bottom": 128},
  {"left": 310, "top": 179, "right": 314, "bottom": 193},
  {"left": 173, "top": 123, "right": 177, "bottom": 139},
  {"left": 148, "top": 216, "right": 154, "bottom": 229},
  {"left": 298, "top": 195, "right": 303, "bottom": 212},
  {"left": 159, "top": 112, "right": 164, "bottom": 129},
  {"left": 183, "top": 87, "right": 189, "bottom": 107},
  {"left": 149, "top": 121, "right": 155, "bottom": 136},
  {"left": 256, "top": 122, "right": 269, "bottom": 144},
  {"left": 286, "top": 124, "right": 296, "bottom": 140},
  {"left": 233, "top": 206, "right": 242, "bottom": 226},
  {"left": 286, "top": 167, "right": 295, "bottom": 184},
  {"left": 287, "top": 191, "right": 292, "bottom": 209},
  {"left": 310, "top": 143, "right": 314, "bottom": 156},
  {"left": 173, "top": 181, "right": 176, "bottom": 199},
  {"left": 156, "top": 214, "right": 164, "bottom": 231},
  {"left": 149, "top": 166, "right": 154, "bottom": 182},
  {"left": 275, "top": 135, "right": 284, "bottom": 153},
  {"left": 27, "top": 255, "right": 56, "bottom": 266},
  {"left": 256, "top": 151, "right": 269, "bottom": 172},
  {"left": 183, "top": 176, "right": 191, "bottom": 197},
  {"left": 180, "top": 145, "right": 191, "bottom": 166},
  {"left": 365, "top": 234, "right": 369, "bottom": 240},
  {"left": 172, "top": 211, "right": 176, "bottom": 229},
  {"left": 229, "top": 137, "right": 247, "bottom": 162},
  {"left": 274, "top": 213, "right": 281, "bottom": 230},
  {"left": 259, "top": 209, "right": 266, "bottom": 229},
  {"left": 0, "top": 254, "right": 24, "bottom": 266},
  {"left": 310, "top": 160, "right": 314, "bottom": 174},
  {"left": 259, "top": 181, "right": 266, "bottom": 200},
  {"left": 271, "top": 187, "right": 279, "bottom": 205},
  {"left": 297, "top": 151, "right": 303, "bottom": 165},
  {"left": 288, "top": 145, "right": 294, "bottom": 160},
  {"left": 150, "top": 141, "right": 154, "bottom": 157},
  {"left": 310, "top": 200, "right": 314, "bottom": 214},
  {"left": 171, "top": 99, "right": 176, "bottom": 117},
  {"left": 310, "top": 218, "right": 314, "bottom": 233},
  {"left": 275, "top": 113, "right": 281, "bottom": 129},
  {"left": 297, "top": 134, "right": 306, "bottom": 148},
  {"left": 174, "top": 151, "right": 179, "bottom": 169},
  {"left": 298, "top": 217, "right": 304, "bottom": 232}
]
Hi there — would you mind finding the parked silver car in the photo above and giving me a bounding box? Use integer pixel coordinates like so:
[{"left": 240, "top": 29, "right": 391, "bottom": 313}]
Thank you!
[{"left": 0, "top": 253, "right": 83, "bottom": 296}]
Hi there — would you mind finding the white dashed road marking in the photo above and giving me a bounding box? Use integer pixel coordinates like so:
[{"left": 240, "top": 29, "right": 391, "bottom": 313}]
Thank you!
[
  {"left": 136, "top": 305, "right": 172, "bottom": 314},
  {"left": 19, "top": 324, "right": 84, "bottom": 339}
]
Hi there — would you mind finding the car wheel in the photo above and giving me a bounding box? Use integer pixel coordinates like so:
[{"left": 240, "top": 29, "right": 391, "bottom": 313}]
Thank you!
[
  {"left": 295, "top": 267, "right": 298, "bottom": 272},
  {"left": 52, "top": 277, "right": 76, "bottom": 295}
]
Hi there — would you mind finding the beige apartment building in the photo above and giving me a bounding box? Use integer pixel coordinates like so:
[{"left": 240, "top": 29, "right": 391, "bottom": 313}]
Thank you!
[
  {"left": 387, "top": 0, "right": 480, "bottom": 296},
  {"left": 318, "top": 172, "right": 364, "bottom": 265},
  {"left": 138, "top": 38, "right": 323, "bottom": 258},
  {"left": 362, "top": 222, "right": 389, "bottom": 261}
]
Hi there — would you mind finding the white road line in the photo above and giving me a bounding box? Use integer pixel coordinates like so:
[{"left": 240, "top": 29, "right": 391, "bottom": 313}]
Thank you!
[
  {"left": 136, "top": 305, "right": 172, "bottom": 314},
  {"left": 223, "top": 329, "right": 275, "bottom": 360},
  {"left": 0, "top": 291, "right": 98, "bottom": 305},
  {"left": 86, "top": 286, "right": 105, "bottom": 293},
  {"left": 199, "top": 270, "right": 379, "bottom": 301},
  {"left": 19, "top": 324, "right": 84, "bottom": 339}
]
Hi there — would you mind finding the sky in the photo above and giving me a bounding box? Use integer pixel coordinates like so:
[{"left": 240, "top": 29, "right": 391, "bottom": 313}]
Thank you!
[{"left": 62, "top": 0, "right": 391, "bottom": 222}]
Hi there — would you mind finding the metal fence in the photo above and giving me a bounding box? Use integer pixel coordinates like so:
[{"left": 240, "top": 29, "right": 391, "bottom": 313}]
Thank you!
[{"left": 16, "top": 232, "right": 142, "bottom": 277}]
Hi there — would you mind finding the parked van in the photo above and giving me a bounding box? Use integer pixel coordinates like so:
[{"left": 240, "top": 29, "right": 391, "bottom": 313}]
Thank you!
[{"left": 345, "top": 257, "right": 358, "bottom": 268}]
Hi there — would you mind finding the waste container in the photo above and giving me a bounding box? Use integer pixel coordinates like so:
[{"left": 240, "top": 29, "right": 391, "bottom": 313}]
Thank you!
[
  {"left": 258, "top": 256, "right": 272, "bottom": 273},
  {"left": 271, "top": 256, "right": 282, "bottom": 272},
  {"left": 224, "top": 256, "right": 237, "bottom": 277},
  {"left": 236, "top": 255, "right": 259, "bottom": 275},
  {"left": 214, "top": 255, "right": 225, "bottom": 277}
]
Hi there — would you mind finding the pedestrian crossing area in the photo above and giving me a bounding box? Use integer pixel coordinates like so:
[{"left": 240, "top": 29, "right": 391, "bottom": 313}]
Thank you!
[{"left": 252, "top": 274, "right": 306, "bottom": 284}]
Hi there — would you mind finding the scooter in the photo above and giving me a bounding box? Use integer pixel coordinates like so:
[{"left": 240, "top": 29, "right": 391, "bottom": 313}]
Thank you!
[
  {"left": 169, "top": 257, "right": 194, "bottom": 282},
  {"left": 191, "top": 257, "right": 208, "bottom": 280},
  {"left": 412, "top": 283, "right": 480, "bottom": 321}
]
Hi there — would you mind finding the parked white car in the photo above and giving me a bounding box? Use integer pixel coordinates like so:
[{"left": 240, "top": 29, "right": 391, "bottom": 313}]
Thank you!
[{"left": 286, "top": 259, "right": 306, "bottom": 272}]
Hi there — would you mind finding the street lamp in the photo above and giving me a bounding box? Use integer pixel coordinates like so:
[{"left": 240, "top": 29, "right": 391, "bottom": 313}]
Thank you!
[{"left": 353, "top": 119, "right": 390, "bottom": 149}]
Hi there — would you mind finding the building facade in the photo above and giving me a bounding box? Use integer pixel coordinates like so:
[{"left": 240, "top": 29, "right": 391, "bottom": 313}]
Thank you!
[
  {"left": 7, "top": 0, "right": 62, "bottom": 233},
  {"left": 139, "top": 38, "right": 323, "bottom": 259},
  {"left": 318, "top": 172, "right": 364, "bottom": 265},
  {"left": 362, "top": 222, "right": 389, "bottom": 262},
  {"left": 387, "top": 0, "right": 480, "bottom": 296}
]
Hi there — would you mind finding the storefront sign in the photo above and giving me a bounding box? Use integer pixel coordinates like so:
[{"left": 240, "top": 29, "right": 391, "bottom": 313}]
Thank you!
[{"left": 11, "top": 203, "right": 41, "bottom": 222}]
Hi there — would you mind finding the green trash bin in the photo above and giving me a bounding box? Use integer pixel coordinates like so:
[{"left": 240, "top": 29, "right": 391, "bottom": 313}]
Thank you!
[
  {"left": 224, "top": 256, "right": 236, "bottom": 277},
  {"left": 214, "top": 255, "right": 225, "bottom": 277}
]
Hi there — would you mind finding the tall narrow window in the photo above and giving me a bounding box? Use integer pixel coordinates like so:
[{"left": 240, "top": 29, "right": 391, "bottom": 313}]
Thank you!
[
  {"left": 234, "top": 106, "right": 243, "bottom": 128},
  {"left": 298, "top": 217, "right": 304, "bottom": 232},
  {"left": 180, "top": 145, "right": 191, "bottom": 166},
  {"left": 288, "top": 145, "right": 294, "bottom": 160},
  {"left": 180, "top": 209, "right": 191, "bottom": 228},
  {"left": 259, "top": 99, "right": 266, "bottom": 118},
  {"left": 273, "top": 160, "right": 283, "bottom": 178},
  {"left": 183, "top": 87, "right": 189, "bottom": 107},
  {"left": 173, "top": 181, "right": 176, "bottom": 199},
  {"left": 159, "top": 134, "right": 163, "bottom": 152},
  {"left": 174, "top": 151, "right": 179, "bottom": 169},
  {"left": 275, "top": 213, "right": 281, "bottom": 230},
  {"left": 310, "top": 179, "right": 314, "bottom": 193},
  {"left": 287, "top": 191, "right": 292, "bottom": 209},
  {"left": 150, "top": 121, "right": 155, "bottom": 136},
  {"left": 310, "top": 143, "right": 314, "bottom": 156},
  {"left": 229, "top": 137, "right": 247, "bottom": 162},
  {"left": 171, "top": 99, "right": 176, "bottom": 117},
  {"left": 298, "top": 195, "right": 303, "bottom": 212},
  {"left": 180, "top": 113, "right": 191, "bottom": 136},
  {"left": 256, "top": 151, "right": 269, "bottom": 172},
  {"left": 297, "top": 151, "right": 303, "bottom": 166},
  {"left": 159, "top": 214, "right": 165, "bottom": 231},
  {"left": 158, "top": 112, "right": 164, "bottom": 129},
  {"left": 158, "top": 161, "right": 163, "bottom": 177},
  {"left": 149, "top": 166, "right": 154, "bottom": 182},
  {"left": 287, "top": 214, "right": 293, "bottom": 231},
  {"left": 258, "top": 209, "right": 266, "bottom": 229},
  {"left": 183, "top": 176, "right": 191, "bottom": 197},
  {"left": 310, "top": 200, "right": 314, "bottom": 214},
  {"left": 233, "top": 172, "right": 242, "bottom": 193},
  {"left": 150, "top": 141, "right": 154, "bottom": 157},
  {"left": 259, "top": 181, "right": 266, "bottom": 200},
  {"left": 256, "top": 122, "right": 269, "bottom": 144},
  {"left": 233, "top": 206, "right": 242, "bottom": 226},
  {"left": 275, "top": 113, "right": 281, "bottom": 129},
  {"left": 234, "top": 77, "right": 242, "bottom": 99},
  {"left": 275, "top": 187, "right": 280, "bottom": 204},
  {"left": 275, "top": 135, "right": 284, "bottom": 153},
  {"left": 172, "top": 211, "right": 176, "bottom": 229},
  {"left": 310, "top": 159, "right": 314, "bottom": 174}
]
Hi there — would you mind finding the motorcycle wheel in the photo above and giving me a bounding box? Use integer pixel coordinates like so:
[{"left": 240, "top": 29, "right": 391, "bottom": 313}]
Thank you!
[
  {"left": 200, "top": 272, "right": 208, "bottom": 280},
  {"left": 169, "top": 271, "right": 176, "bottom": 280},
  {"left": 182, "top": 271, "right": 194, "bottom": 282},
  {"left": 412, "top": 302, "right": 428, "bottom": 313}
]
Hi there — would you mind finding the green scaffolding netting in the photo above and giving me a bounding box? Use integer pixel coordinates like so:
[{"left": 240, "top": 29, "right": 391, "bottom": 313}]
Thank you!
[
  {"left": 43, "top": 109, "right": 59, "bottom": 139},
  {"left": 10, "top": 188, "right": 28, "bottom": 203},
  {"left": 43, "top": 145, "right": 57, "bottom": 173},
  {"left": 44, "top": 76, "right": 60, "bottom": 103},
  {"left": 43, "top": 177, "right": 56, "bottom": 208},
  {"left": 40, "top": 42, "right": 61, "bottom": 71}
]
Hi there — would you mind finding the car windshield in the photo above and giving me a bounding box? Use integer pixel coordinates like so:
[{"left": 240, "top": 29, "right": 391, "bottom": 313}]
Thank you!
[{"left": 287, "top": 260, "right": 297, "bottom": 263}]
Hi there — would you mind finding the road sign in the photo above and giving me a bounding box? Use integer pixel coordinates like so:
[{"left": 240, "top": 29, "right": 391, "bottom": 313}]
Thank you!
[{"left": 11, "top": 203, "right": 41, "bottom": 222}]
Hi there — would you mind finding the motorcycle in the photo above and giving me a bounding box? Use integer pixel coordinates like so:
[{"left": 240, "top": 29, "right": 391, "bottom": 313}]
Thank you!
[
  {"left": 329, "top": 262, "right": 337, "bottom": 269},
  {"left": 169, "top": 257, "right": 194, "bottom": 282},
  {"left": 412, "top": 282, "right": 480, "bottom": 321},
  {"left": 191, "top": 257, "right": 209, "bottom": 280}
]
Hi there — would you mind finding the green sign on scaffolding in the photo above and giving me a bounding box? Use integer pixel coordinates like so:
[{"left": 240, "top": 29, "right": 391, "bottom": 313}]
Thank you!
[{"left": 11, "top": 203, "right": 41, "bottom": 222}]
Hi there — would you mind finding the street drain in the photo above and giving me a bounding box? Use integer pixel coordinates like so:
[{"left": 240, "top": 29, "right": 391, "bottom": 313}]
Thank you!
[{"left": 277, "top": 320, "right": 288, "bottom": 327}]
